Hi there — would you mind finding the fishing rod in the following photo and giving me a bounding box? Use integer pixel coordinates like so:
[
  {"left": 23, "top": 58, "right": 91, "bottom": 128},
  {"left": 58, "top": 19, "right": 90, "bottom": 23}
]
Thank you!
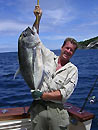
[{"left": 79, "top": 76, "right": 98, "bottom": 112}]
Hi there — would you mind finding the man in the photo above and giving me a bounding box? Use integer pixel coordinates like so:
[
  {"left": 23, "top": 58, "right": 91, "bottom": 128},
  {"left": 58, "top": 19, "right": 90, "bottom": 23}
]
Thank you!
[{"left": 30, "top": 5, "right": 78, "bottom": 130}]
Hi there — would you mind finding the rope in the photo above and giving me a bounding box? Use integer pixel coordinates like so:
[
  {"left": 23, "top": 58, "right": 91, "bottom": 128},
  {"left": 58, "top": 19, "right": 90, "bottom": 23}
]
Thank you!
[
  {"left": 36, "top": 0, "right": 39, "bottom": 24},
  {"left": 37, "top": 0, "right": 39, "bottom": 5}
]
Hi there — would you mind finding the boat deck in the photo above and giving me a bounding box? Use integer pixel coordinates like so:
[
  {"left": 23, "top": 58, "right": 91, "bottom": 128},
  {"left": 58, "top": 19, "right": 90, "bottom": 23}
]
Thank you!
[{"left": 0, "top": 102, "right": 94, "bottom": 122}]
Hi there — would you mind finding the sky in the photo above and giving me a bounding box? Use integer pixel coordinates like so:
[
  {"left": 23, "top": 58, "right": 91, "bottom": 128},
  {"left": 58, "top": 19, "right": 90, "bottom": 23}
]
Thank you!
[{"left": 0, "top": 0, "right": 98, "bottom": 52}]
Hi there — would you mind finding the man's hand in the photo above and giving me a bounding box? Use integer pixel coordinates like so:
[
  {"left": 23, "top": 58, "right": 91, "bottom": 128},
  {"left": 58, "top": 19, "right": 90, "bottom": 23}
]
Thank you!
[
  {"left": 33, "top": 5, "right": 42, "bottom": 18},
  {"left": 31, "top": 90, "right": 43, "bottom": 99}
]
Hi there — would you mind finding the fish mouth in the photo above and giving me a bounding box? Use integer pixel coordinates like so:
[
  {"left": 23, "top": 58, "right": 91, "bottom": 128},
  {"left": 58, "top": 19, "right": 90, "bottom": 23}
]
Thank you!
[{"left": 22, "top": 27, "right": 35, "bottom": 38}]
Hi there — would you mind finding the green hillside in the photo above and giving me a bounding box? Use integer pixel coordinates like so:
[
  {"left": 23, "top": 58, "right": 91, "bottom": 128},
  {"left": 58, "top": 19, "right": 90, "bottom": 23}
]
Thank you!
[{"left": 78, "top": 36, "right": 98, "bottom": 49}]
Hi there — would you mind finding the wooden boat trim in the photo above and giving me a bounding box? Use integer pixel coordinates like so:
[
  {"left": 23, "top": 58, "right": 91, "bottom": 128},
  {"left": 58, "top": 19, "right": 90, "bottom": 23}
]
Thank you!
[
  {"left": 64, "top": 102, "right": 95, "bottom": 122},
  {"left": 0, "top": 107, "right": 29, "bottom": 121},
  {"left": 0, "top": 102, "right": 95, "bottom": 122}
]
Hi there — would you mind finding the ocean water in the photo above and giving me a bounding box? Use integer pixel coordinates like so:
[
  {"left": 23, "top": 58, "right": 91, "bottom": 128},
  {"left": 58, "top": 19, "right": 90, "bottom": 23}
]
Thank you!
[{"left": 0, "top": 49, "right": 98, "bottom": 130}]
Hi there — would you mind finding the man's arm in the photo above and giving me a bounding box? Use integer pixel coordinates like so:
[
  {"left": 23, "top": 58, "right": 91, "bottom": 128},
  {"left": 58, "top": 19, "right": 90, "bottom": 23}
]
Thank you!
[
  {"left": 42, "top": 67, "right": 78, "bottom": 102},
  {"left": 42, "top": 90, "right": 62, "bottom": 101},
  {"left": 33, "top": 5, "right": 55, "bottom": 57},
  {"left": 32, "top": 69, "right": 78, "bottom": 102},
  {"left": 33, "top": 5, "right": 42, "bottom": 34}
]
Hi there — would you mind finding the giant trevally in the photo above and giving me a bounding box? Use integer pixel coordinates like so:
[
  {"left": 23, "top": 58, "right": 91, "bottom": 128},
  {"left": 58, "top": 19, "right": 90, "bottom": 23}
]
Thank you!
[{"left": 15, "top": 27, "right": 44, "bottom": 90}]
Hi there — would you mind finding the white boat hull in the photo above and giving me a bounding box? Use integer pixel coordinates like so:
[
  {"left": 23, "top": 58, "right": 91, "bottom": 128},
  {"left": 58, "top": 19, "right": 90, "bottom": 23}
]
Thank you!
[
  {"left": 0, "top": 118, "right": 31, "bottom": 130},
  {"left": 0, "top": 103, "right": 94, "bottom": 130}
]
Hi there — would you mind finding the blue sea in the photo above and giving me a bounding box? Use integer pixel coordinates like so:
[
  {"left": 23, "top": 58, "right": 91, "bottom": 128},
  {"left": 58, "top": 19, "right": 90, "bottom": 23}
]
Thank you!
[{"left": 0, "top": 49, "right": 98, "bottom": 130}]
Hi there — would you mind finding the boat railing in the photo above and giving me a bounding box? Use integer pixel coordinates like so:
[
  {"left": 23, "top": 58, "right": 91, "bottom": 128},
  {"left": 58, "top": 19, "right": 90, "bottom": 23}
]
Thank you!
[{"left": 0, "top": 103, "right": 95, "bottom": 130}]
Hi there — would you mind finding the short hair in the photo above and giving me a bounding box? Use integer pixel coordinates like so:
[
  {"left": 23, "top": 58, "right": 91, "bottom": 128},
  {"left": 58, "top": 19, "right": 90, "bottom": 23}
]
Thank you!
[{"left": 62, "top": 37, "right": 78, "bottom": 51}]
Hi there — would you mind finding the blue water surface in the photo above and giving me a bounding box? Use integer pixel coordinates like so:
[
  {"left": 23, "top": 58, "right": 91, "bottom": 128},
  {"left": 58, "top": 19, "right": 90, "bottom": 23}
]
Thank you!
[{"left": 0, "top": 49, "right": 98, "bottom": 130}]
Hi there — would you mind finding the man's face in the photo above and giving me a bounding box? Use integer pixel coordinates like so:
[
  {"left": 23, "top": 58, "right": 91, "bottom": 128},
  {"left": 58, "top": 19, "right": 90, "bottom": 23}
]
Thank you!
[{"left": 61, "top": 41, "right": 76, "bottom": 62}]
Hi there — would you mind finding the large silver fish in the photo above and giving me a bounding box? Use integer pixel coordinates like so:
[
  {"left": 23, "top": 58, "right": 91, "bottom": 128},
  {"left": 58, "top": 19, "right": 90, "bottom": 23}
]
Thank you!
[{"left": 16, "top": 27, "right": 44, "bottom": 90}]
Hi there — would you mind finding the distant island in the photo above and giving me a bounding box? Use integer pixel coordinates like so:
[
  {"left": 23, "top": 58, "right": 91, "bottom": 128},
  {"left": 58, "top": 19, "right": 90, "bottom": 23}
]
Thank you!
[{"left": 78, "top": 36, "right": 98, "bottom": 49}]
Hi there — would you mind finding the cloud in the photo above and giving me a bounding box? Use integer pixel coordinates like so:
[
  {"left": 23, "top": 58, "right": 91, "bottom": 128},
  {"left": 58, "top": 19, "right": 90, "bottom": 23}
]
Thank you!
[
  {"left": 0, "top": 0, "right": 77, "bottom": 35},
  {"left": 0, "top": 44, "right": 17, "bottom": 52},
  {"left": 0, "top": 20, "right": 31, "bottom": 34},
  {"left": 44, "top": 9, "right": 64, "bottom": 24},
  {"left": 82, "top": 21, "right": 98, "bottom": 27},
  {"left": 74, "top": 21, "right": 98, "bottom": 31},
  {"left": 41, "top": 35, "right": 66, "bottom": 41},
  {"left": 43, "top": 7, "right": 76, "bottom": 25}
]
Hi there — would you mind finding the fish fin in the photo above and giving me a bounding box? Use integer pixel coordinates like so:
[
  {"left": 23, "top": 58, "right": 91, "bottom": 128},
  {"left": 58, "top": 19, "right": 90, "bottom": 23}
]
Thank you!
[{"left": 13, "top": 68, "right": 21, "bottom": 79}]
